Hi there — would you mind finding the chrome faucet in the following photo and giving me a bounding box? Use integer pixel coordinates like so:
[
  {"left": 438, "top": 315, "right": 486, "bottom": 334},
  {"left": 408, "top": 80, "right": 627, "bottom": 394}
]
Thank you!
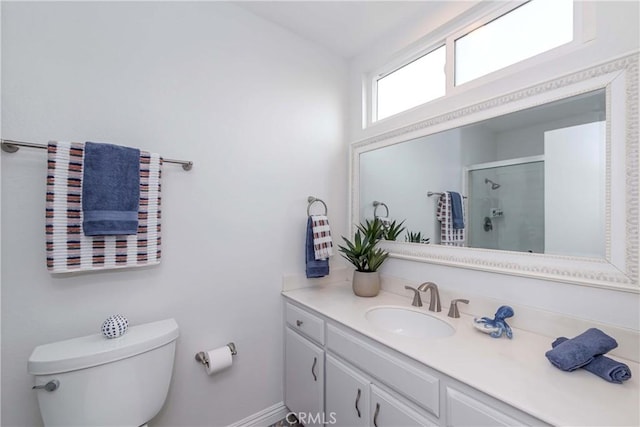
[
  {"left": 447, "top": 299, "right": 469, "bottom": 318},
  {"left": 417, "top": 282, "right": 441, "bottom": 312},
  {"left": 404, "top": 286, "right": 422, "bottom": 307}
]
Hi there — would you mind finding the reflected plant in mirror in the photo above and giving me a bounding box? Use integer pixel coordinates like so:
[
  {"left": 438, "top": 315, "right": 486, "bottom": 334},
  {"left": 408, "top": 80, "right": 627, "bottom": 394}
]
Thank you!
[
  {"left": 406, "top": 231, "right": 429, "bottom": 244},
  {"left": 382, "top": 219, "right": 406, "bottom": 241}
]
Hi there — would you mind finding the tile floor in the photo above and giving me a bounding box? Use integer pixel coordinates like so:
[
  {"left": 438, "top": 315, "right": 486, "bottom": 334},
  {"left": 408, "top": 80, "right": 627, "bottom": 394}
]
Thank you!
[{"left": 268, "top": 414, "right": 302, "bottom": 427}]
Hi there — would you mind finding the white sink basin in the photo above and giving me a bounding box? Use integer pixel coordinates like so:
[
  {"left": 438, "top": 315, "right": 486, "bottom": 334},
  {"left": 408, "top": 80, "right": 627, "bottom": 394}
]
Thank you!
[{"left": 366, "top": 306, "right": 455, "bottom": 339}]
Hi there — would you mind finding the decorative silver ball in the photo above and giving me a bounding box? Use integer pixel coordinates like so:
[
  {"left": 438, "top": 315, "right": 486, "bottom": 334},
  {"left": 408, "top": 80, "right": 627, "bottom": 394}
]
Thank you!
[{"left": 101, "top": 314, "right": 129, "bottom": 339}]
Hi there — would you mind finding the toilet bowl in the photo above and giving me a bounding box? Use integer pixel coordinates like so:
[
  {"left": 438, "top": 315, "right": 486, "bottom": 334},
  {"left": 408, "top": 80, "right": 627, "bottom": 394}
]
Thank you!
[{"left": 28, "top": 318, "right": 179, "bottom": 427}]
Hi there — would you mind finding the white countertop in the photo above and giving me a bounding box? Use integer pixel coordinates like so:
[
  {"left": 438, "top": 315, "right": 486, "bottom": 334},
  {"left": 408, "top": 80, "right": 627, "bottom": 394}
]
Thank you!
[{"left": 283, "top": 283, "right": 640, "bottom": 427}]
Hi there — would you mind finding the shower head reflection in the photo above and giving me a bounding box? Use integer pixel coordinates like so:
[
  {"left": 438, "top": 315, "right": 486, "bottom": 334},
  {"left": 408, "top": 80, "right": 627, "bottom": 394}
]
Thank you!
[{"left": 485, "top": 178, "right": 501, "bottom": 190}]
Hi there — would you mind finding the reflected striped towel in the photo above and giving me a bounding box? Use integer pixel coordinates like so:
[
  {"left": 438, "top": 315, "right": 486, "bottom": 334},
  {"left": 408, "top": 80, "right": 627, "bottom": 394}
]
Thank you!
[
  {"left": 311, "top": 215, "right": 333, "bottom": 260},
  {"left": 436, "top": 192, "right": 465, "bottom": 246},
  {"left": 46, "top": 141, "right": 162, "bottom": 273}
]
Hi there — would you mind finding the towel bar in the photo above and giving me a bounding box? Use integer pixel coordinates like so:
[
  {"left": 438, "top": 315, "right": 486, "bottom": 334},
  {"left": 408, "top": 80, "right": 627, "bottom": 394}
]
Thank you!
[
  {"left": 427, "top": 191, "right": 467, "bottom": 199},
  {"left": 1, "top": 139, "right": 193, "bottom": 171}
]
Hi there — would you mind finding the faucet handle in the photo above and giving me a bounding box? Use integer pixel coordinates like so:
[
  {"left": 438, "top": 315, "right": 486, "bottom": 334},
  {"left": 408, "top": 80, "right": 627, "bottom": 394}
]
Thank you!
[
  {"left": 448, "top": 299, "right": 469, "bottom": 318},
  {"left": 404, "top": 286, "right": 422, "bottom": 307}
]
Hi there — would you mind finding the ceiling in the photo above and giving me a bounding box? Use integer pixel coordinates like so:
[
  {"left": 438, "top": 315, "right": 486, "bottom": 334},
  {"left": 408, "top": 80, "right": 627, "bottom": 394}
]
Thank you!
[{"left": 237, "top": 1, "right": 454, "bottom": 59}]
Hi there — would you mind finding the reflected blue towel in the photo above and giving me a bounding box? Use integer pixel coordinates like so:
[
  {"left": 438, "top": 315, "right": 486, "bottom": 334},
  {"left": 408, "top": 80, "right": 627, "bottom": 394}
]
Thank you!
[
  {"left": 306, "top": 217, "right": 329, "bottom": 278},
  {"left": 552, "top": 337, "right": 632, "bottom": 383},
  {"left": 82, "top": 142, "right": 140, "bottom": 236},
  {"left": 545, "top": 328, "right": 618, "bottom": 372},
  {"left": 449, "top": 191, "right": 464, "bottom": 230}
]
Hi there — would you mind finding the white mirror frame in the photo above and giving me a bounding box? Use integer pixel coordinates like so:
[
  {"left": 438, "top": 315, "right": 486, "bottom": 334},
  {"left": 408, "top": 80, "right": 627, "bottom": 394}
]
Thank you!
[{"left": 350, "top": 53, "right": 638, "bottom": 292}]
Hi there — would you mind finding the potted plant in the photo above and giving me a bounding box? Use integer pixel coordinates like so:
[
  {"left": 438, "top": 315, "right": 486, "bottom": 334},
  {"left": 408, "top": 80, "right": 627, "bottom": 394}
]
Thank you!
[
  {"left": 338, "top": 218, "right": 389, "bottom": 297},
  {"left": 405, "top": 230, "right": 430, "bottom": 244}
]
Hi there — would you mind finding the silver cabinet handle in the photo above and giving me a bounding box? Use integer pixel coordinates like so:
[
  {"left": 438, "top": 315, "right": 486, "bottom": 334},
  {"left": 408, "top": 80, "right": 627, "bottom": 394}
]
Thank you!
[
  {"left": 296, "top": 320, "right": 303, "bottom": 327},
  {"left": 32, "top": 380, "right": 59, "bottom": 392},
  {"left": 373, "top": 402, "right": 380, "bottom": 427},
  {"left": 311, "top": 357, "right": 317, "bottom": 381},
  {"left": 355, "top": 388, "right": 361, "bottom": 418}
]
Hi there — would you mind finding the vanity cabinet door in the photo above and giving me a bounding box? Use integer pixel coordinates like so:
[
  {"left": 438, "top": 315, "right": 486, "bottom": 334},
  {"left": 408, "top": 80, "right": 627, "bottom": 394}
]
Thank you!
[
  {"left": 326, "top": 355, "right": 370, "bottom": 426},
  {"left": 285, "top": 328, "right": 324, "bottom": 427},
  {"left": 370, "top": 385, "right": 438, "bottom": 427}
]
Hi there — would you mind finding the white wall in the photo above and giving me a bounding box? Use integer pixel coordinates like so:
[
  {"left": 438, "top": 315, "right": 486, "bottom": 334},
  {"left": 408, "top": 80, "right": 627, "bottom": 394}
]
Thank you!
[
  {"left": 545, "top": 122, "right": 606, "bottom": 257},
  {"left": 1, "top": 2, "right": 347, "bottom": 426},
  {"left": 347, "top": 1, "right": 639, "bottom": 329},
  {"left": 359, "top": 130, "right": 461, "bottom": 242}
]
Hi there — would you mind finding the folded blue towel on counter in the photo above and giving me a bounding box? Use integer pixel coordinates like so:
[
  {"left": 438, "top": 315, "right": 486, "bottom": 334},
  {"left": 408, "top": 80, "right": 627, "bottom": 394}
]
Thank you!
[
  {"left": 82, "top": 142, "right": 140, "bottom": 236},
  {"left": 448, "top": 191, "right": 465, "bottom": 230},
  {"left": 552, "top": 337, "right": 632, "bottom": 384},
  {"left": 305, "top": 216, "right": 329, "bottom": 278},
  {"left": 545, "top": 328, "right": 618, "bottom": 372}
]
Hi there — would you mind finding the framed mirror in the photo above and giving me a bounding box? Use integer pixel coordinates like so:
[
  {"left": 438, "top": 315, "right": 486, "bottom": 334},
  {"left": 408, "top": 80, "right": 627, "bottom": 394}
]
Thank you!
[{"left": 350, "top": 54, "right": 638, "bottom": 291}]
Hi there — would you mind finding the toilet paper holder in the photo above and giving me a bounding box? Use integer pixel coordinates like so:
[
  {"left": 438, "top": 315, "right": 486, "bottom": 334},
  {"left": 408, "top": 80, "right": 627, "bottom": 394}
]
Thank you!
[{"left": 195, "top": 342, "right": 237, "bottom": 367}]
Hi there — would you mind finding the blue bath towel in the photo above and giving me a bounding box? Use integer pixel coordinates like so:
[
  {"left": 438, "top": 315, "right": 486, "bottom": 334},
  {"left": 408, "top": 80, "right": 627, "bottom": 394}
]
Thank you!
[
  {"left": 552, "top": 337, "right": 632, "bottom": 383},
  {"left": 545, "top": 328, "right": 618, "bottom": 372},
  {"left": 306, "top": 217, "right": 329, "bottom": 278},
  {"left": 82, "top": 142, "right": 140, "bottom": 236},
  {"left": 449, "top": 191, "right": 465, "bottom": 230}
]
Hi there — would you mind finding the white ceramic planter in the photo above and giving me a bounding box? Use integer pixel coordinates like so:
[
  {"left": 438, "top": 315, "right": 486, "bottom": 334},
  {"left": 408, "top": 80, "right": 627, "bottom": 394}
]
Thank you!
[{"left": 352, "top": 271, "right": 380, "bottom": 297}]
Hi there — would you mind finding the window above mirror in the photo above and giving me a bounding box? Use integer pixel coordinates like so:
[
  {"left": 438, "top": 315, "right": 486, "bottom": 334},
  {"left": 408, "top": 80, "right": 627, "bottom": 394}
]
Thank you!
[
  {"left": 369, "top": 0, "right": 587, "bottom": 125},
  {"left": 454, "top": 0, "right": 574, "bottom": 85},
  {"left": 376, "top": 45, "right": 446, "bottom": 120}
]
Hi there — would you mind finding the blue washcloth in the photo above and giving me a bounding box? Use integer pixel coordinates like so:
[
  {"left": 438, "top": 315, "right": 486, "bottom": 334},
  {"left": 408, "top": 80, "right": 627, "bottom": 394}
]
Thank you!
[
  {"left": 545, "top": 328, "right": 618, "bottom": 372},
  {"left": 306, "top": 216, "right": 329, "bottom": 278},
  {"left": 82, "top": 142, "right": 140, "bottom": 236},
  {"left": 448, "top": 191, "right": 465, "bottom": 230},
  {"left": 552, "top": 337, "right": 632, "bottom": 383}
]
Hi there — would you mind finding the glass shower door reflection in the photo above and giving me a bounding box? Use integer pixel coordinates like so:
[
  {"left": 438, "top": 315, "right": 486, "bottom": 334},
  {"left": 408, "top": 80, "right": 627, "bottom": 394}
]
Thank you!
[{"left": 467, "top": 161, "right": 544, "bottom": 253}]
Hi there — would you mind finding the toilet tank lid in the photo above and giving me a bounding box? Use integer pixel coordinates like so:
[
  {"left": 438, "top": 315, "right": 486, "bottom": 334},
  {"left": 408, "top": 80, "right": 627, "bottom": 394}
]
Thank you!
[{"left": 28, "top": 318, "right": 179, "bottom": 375}]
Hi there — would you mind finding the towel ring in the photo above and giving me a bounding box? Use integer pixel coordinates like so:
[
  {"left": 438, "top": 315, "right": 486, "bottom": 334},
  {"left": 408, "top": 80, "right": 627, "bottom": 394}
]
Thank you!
[
  {"left": 373, "top": 201, "right": 389, "bottom": 218},
  {"left": 307, "top": 196, "right": 328, "bottom": 216},
  {"left": 427, "top": 191, "right": 468, "bottom": 199}
]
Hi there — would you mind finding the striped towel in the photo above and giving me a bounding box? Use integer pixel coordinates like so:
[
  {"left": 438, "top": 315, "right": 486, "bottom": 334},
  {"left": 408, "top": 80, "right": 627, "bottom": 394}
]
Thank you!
[
  {"left": 436, "top": 192, "right": 465, "bottom": 246},
  {"left": 311, "top": 215, "right": 333, "bottom": 260},
  {"left": 46, "top": 141, "right": 162, "bottom": 273}
]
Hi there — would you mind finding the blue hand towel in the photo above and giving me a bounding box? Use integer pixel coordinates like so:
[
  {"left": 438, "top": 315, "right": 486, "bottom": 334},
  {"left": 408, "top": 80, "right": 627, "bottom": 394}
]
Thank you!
[
  {"left": 448, "top": 191, "right": 465, "bottom": 230},
  {"left": 552, "top": 337, "right": 632, "bottom": 383},
  {"left": 306, "top": 216, "right": 329, "bottom": 278},
  {"left": 82, "top": 142, "right": 140, "bottom": 236},
  {"left": 545, "top": 328, "right": 618, "bottom": 372}
]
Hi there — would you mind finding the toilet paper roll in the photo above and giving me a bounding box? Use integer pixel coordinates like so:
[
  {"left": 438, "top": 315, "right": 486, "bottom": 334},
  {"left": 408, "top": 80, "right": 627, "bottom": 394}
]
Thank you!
[{"left": 205, "top": 346, "right": 233, "bottom": 375}]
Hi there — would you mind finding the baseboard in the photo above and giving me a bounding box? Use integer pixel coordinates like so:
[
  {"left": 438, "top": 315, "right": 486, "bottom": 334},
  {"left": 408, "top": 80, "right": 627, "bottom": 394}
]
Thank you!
[{"left": 226, "top": 402, "right": 289, "bottom": 427}]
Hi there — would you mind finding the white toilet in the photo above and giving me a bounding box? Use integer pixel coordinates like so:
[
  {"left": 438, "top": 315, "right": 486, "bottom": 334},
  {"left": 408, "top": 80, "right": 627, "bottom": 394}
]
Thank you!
[{"left": 28, "top": 318, "right": 179, "bottom": 427}]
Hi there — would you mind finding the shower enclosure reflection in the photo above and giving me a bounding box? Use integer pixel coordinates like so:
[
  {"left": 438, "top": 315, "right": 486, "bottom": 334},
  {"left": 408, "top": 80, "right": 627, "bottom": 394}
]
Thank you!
[
  {"left": 467, "top": 160, "right": 544, "bottom": 253},
  {"left": 359, "top": 89, "right": 606, "bottom": 257}
]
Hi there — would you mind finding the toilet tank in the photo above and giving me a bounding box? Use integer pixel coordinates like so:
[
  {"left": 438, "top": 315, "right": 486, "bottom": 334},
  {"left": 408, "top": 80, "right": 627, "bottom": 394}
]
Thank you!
[{"left": 28, "top": 318, "right": 179, "bottom": 427}]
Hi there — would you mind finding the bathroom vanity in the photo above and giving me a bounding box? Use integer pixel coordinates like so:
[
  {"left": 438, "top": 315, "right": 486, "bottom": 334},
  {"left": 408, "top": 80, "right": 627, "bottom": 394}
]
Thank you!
[{"left": 282, "top": 284, "right": 639, "bottom": 426}]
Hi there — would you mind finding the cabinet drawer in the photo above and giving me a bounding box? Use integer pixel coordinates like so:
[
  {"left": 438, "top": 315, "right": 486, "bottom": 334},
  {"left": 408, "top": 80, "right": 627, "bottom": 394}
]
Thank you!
[
  {"left": 327, "top": 324, "right": 439, "bottom": 417},
  {"left": 286, "top": 302, "right": 325, "bottom": 345},
  {"left": 446, "top": 387, "right": 529, "bottom": 427}
]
